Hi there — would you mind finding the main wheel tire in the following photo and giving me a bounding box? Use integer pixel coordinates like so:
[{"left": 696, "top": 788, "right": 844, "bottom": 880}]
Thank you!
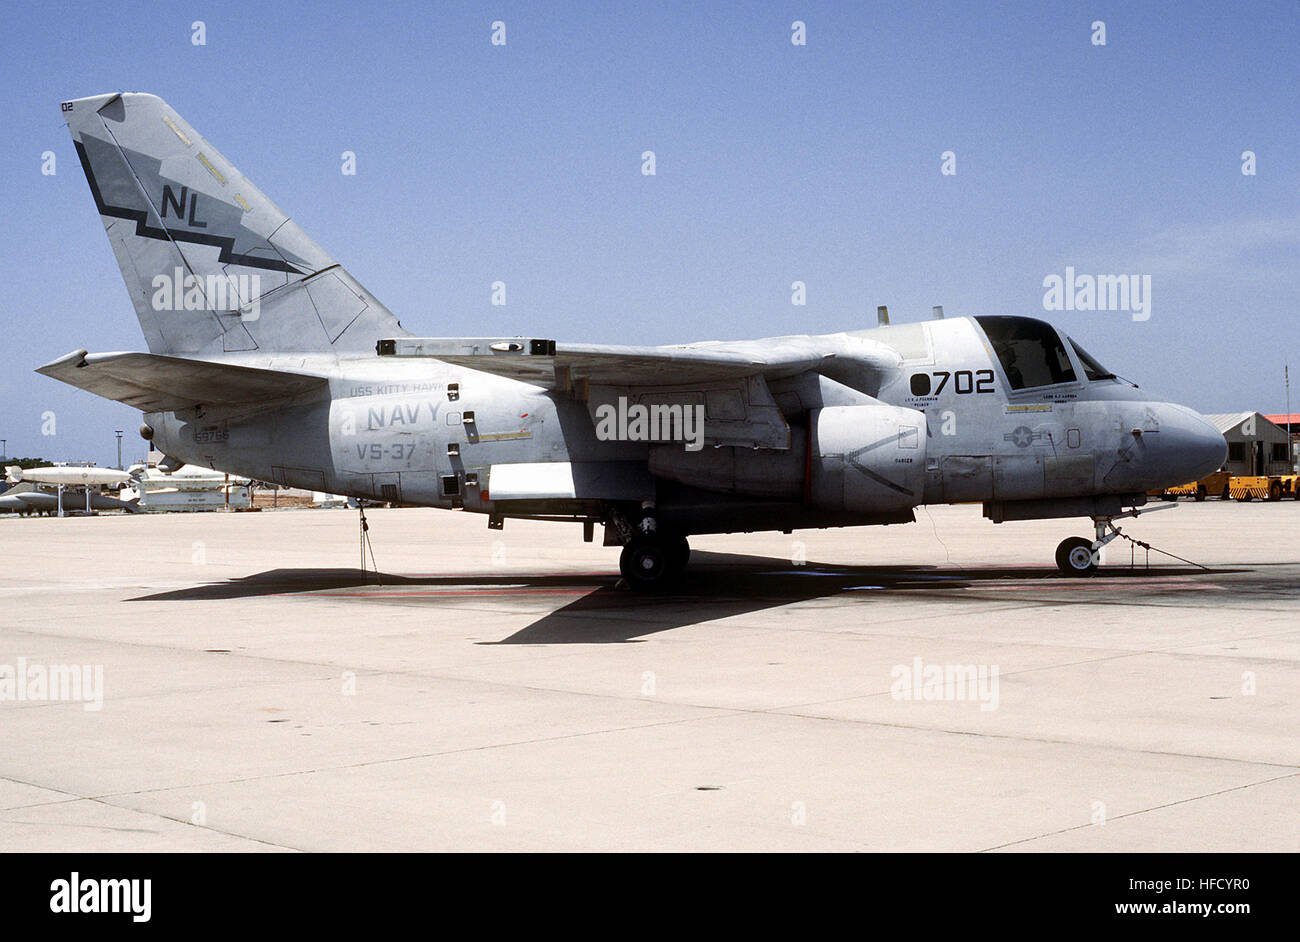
[
  {"left": 1194, "top": 485, "right": 1207, "bottom": 502},
  {"left": 1055, "top": 537, "right": 1097, "bottom": 576},
  {"left": 619, "top": 538, "right": 673, "bottom": 590}
]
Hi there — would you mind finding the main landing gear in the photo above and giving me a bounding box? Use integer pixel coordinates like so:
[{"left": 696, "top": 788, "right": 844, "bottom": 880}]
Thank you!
[
  {"left": 1054, "top": 504, "right": 1176, "bottom": 576},
  {"left": 612, "top": 511, "right": 690, "bottom": 591}
]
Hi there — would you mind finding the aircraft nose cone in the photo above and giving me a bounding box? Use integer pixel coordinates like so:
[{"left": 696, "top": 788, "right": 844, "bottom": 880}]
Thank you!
[{"left": 1158, "top": 405, "right": 1227, "bottom": 485}]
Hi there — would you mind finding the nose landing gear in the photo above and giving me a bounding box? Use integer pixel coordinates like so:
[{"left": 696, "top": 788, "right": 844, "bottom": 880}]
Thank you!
[{"left": 1054, "top": 504, "right": 1177, "bottom": 576}]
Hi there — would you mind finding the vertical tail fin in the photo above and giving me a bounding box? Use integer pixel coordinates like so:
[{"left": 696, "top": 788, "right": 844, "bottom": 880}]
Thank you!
[{"left": 63, "top": 92, "right": 406, "bottom": 356}]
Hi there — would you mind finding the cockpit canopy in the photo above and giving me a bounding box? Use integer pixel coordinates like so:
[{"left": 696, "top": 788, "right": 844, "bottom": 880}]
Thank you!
[
  {"left": 975, "top": 315, "right": 1114, "bottom": 389},
  {"left": 1067, "top": 337, "right": 1115, "bottom": 382}
]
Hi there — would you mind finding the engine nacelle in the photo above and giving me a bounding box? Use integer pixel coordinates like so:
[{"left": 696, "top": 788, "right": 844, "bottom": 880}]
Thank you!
[
  {"left": 807, "top": 404, "right": 927, "bottom": 513},
  {"left": 648, "top": 402, "right": 927, "bottom": 512}
]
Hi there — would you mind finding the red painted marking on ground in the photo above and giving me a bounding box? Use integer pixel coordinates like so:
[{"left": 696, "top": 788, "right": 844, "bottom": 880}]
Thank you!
[
  {"left": 363, "top": 572, "right": 612, "bottom": 580},
  {"left": 301, "top": 587, "right": 594, "bottom": 598}
]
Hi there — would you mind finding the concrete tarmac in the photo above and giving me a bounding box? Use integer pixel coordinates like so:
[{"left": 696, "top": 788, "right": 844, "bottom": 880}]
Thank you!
[{"left": 1, "top": 501, "right": 1296, "bottom": 851}]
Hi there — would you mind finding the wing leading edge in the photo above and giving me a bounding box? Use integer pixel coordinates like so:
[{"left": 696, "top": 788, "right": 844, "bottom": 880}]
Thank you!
[{"left": 378, "top": 333, "right": 902, "bottom": 393}]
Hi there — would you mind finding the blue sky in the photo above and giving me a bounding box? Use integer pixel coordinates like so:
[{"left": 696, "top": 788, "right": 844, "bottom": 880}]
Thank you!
[{"left": 1, "top": 0, "right": 1296, "bottom": 465}]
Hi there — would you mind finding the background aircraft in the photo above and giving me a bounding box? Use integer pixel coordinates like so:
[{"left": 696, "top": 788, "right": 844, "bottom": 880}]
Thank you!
[
  {"left": 0, "top": 484, "right": 140, "bottom": 516},
  {"left": 4, "top": 465, "right": 133, "bottom": 487},
  {"left": 39, "top": 93, "right": 1225, "bottom": 585},
  {"left": 2, "top": 465, "right": 139, "bottom": 516}
]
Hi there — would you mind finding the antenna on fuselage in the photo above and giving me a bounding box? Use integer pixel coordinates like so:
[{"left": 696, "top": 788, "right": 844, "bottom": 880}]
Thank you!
[
  {"left": 932, "top": 305, "right": 945, "bottom": 319},
  {"left": 876, "top": 305, "right": 890, "bottom": 326}
]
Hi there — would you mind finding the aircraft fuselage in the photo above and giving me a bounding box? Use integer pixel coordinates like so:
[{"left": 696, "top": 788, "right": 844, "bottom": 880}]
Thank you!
[{"left": 145, "top": 315, "right": 1226, "bottom": 537}]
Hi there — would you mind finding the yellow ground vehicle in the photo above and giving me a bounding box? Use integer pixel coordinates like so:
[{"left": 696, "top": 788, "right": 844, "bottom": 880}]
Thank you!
[
  {"left": 1227, "top": 474, "right": 1299, "bottom": 501},
  {"left": 1153, "top": 470, "right": 1231, "bottom": 501},
  {"left": 1228, "top": 476, "right": 1269, "bottom": 500},
  {"left": 1153, "top": 472, "right": 1299, "bottom": 501}
]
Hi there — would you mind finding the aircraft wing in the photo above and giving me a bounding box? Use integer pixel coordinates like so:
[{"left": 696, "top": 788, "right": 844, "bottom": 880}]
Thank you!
[
  {"left": 508, "top": 343, "right": 767, "bottom": 386},
  {"left": 379, "top": 333, "right": 903, "bottom": 450},
  {"left": 36, "top": 349, "right": 327, "bottom": 413},
  {"left": 378, "top": 334, "right": 901, "bottom": 393}
]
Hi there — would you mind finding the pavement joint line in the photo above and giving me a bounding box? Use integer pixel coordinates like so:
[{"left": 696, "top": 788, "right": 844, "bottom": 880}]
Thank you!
[
  {"left": 6, "top": 617, "right": 1291, "bottom": 718},
  {"left": 756, "top": 709, "right": 1300, "bottom": 771},
  {"left": 2, "top": 616, "right": 1295, "bottom": 764},
  {"left": 974, "top": 769, "right": 1300, "bottom": 852},
  {"left": 61, "top": 710, "right": 751, "bottom": 802},
  {"left": 767, "top": 631, "right": 1300, "bottom": 713},
  {"left": 0, "top": 670, "right": 386, "bottom": 710},
  {"left": 8, "top": 695, "right": 1292, "bottom": 818},
  {"left": 0, "top": 772, "right": 306, "bottom": 852},
  {"left": 3, "top": 609, "right": 1295, "bottom": 763}
]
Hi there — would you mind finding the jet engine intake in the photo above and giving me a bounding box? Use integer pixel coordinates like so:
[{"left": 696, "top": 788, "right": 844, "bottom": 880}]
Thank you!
[{"left": 807, "top": 404, "right": 927, "bottom": 513}]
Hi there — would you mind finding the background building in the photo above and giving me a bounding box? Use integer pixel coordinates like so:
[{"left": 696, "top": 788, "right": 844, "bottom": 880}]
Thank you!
[
  {"left": 1264, "top": 414, "right": 1299, "bottom": 473},
  {"left": 1207, "top": 413, "right": 1293, "bottom": 476}
]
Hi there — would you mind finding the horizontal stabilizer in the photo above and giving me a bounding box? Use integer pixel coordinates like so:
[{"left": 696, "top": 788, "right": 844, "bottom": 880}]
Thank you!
[{"left": 36, "top": 349, "right": 327, "bottom": 413}]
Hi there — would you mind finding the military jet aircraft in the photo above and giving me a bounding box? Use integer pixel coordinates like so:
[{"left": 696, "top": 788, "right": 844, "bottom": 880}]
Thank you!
[{"left": 40, "top": 93, "right": 1226, "bottom": 587}]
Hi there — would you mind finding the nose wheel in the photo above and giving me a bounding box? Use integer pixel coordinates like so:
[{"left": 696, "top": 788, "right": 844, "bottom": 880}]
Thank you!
[
  {"left": 1055, "top": 517, "right": 1116, "bottom": 577},
  {"left": 1055, "top": 536, "right": 1097, "bottom": 575}
]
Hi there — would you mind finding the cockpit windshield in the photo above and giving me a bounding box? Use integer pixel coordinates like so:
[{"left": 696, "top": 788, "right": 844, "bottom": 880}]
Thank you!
[
  {"left": 975, "top": 316, "right": 1077, "bottom": 389},
  {"left": 1067, "top": 338, "right": 1115, "bottom": 381}
]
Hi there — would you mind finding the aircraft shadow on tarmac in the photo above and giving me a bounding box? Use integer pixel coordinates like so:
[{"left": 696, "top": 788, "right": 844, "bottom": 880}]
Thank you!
[{"left": 128, "top": 550, "right": 1247, "bottom": 645}]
